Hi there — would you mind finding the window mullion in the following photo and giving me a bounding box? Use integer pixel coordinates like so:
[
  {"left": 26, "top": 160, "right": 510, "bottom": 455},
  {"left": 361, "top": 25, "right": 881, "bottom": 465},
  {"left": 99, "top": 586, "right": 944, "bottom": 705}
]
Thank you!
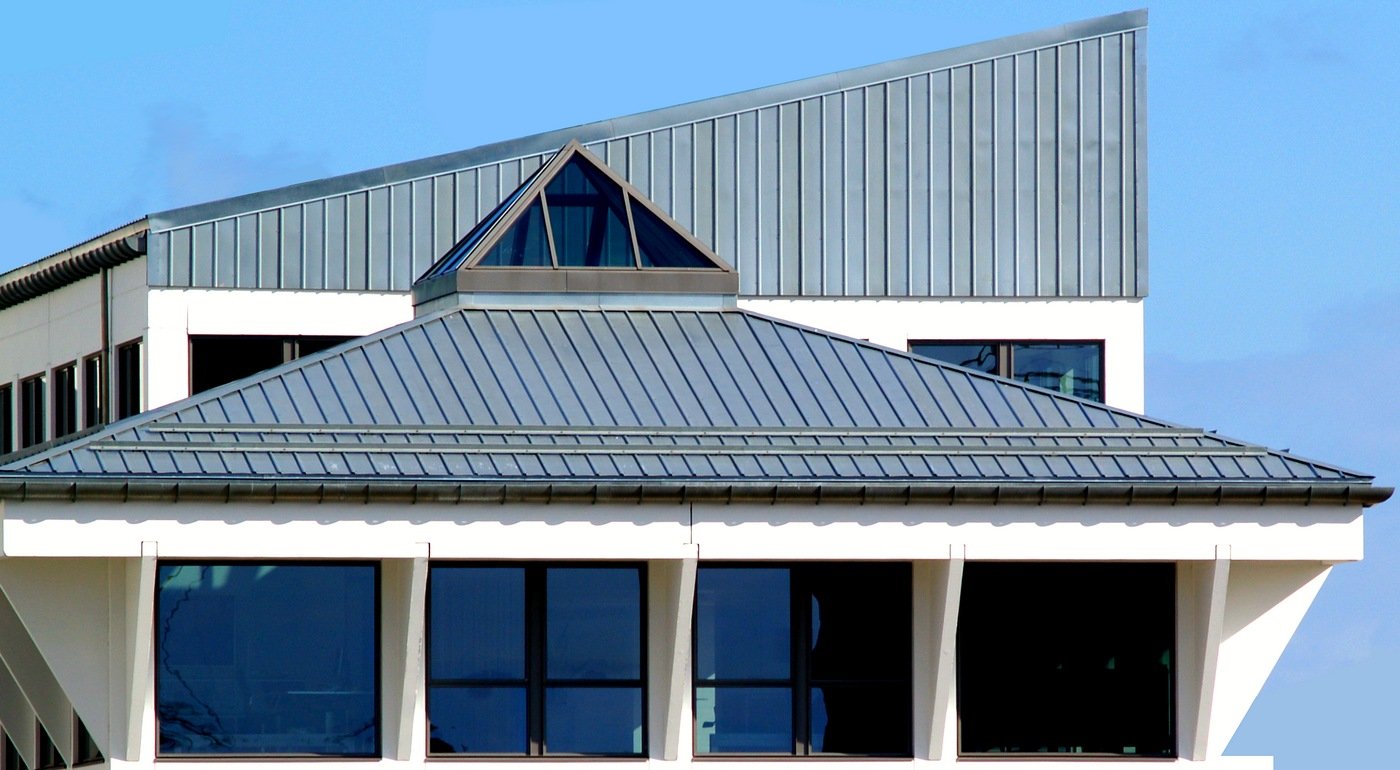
[
  {"left": 792, "top": 567, "right": 810, "bottom": 756},
  {"left": 527, "top": 567, "right": 546, "bottom": 756}
]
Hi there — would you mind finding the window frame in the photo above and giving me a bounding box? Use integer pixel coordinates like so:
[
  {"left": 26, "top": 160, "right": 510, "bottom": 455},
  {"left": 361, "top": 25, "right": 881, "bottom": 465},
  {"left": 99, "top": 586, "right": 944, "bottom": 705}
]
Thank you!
[
  {"left": 153, "top": 560, "right": 383, "bottom": 759},
  {"left": 51, "top": 362, "right": 78, "bottom": 440},
  {"left": 34, "top": 722, "right": 61, "bottom": 770},
  {"left": 115, "top": 339, "right": 142, "bottom": 420},
  {"left": 908, "top": 339, "right": 1106, "bottom": 402},
  {"left": 4, "top": 731, "right": 30, "bottom": 770},
  {"left": 955, "top": 561, "right": 1177, "bottom": 759},
  {"left": 425, "top": 561, "right": 649, "bottom": 758},
  {"left": 19, "top": 373, "right": 46, "bottom": 449},
  {"left": 81, "top": 354, "right": 103, "bottom": 429},
  {"left": 692, "top": 562, "right": 914, "bottom": 758},
  {"left": 0, "top": 383, "right": 13, "bottom": 455},
  {"left": 71, "top": 712, "right": 102, "bottom": 768}
]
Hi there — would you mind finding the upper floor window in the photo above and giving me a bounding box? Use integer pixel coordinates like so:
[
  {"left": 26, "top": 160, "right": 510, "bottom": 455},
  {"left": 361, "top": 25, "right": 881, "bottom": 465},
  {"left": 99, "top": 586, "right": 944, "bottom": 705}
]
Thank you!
[
  {"left": 427, "top": 564, "right": 645, "bottom": 756},
  {"left": 115, "top": 340, "right": 141, "bottom": 420},
  {"left": 0, "top": 384, "right": 12, "bottom": 455},
  {"left": 51, "top": 363, "right": 77, "bottom": 440},
  {"left": 910, "top": 341, "right": 1103, "bottom": 402},
  {"left": 81, "top": 355, "right": 102, "bottom": 429},
  {"left": 35, "top": 723, "right": 61, "bottom": 770},
  {"left": 155, "top": 563, "right": 379, "bottom": 756},
  {"left": 19, "top": 374, "right": 45, "bottom": 449},
  {"left": 695, "top": 564, "right": 911, "bottom": 756},
  {"left": 957, "top": 562, "right": 1176, "bottom": 757},
  {"left": 189, "top": 335, "right": 354, "bottom": 395},
  {"left": 4, "top": 732, "right": 30, "bottom": 770},
  {"left": 72, "top": 714, "right": 101, "bottom": 767}
]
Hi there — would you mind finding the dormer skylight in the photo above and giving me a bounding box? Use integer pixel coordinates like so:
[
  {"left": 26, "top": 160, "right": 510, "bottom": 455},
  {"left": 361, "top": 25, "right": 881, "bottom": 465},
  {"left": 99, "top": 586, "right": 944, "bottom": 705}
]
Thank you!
[{"left": 413, "top": 141, "right": 737, "bottom": 311}]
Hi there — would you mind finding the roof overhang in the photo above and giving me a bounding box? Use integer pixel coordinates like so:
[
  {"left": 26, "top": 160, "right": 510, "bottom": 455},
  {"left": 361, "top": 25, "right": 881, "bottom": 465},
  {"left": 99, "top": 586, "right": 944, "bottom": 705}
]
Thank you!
[{"left": 0, "top": 219, "right": 148, "bottom": 310}]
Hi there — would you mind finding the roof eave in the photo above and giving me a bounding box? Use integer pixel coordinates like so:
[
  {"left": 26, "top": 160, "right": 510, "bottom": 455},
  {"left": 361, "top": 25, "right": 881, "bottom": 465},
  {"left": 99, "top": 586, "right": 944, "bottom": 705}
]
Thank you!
[
  {"left": 0, "top": 478, "right": 1387, "bottom": 508},
  {"left": 0, "top": 219, "right": 149, "bottom": 310}
]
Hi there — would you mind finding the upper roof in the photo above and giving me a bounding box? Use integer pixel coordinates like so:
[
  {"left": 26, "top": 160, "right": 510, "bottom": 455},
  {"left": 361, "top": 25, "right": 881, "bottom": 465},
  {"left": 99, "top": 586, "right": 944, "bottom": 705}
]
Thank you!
[
  {"left": 412, "top": 142, "right": 738, "bottom": 309},
  {"left": 135, "top": 10, "right": 1148, "bottom": 300},
  {"left": 0, "top": 304, "right": 1385, "bottom": 507}
]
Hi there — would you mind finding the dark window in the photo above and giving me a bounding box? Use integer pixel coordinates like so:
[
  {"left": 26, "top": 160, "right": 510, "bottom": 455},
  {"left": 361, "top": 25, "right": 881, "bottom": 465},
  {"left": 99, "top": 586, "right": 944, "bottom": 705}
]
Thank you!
[
  {"left": 428, "top": 564, "right": 645, "bottom": 756},
  {"left": 910, "top": 340, "right": 1104, "bottom": 402},
  {"left": 478, "top": 200, "right": 553, "bottom": 267},
  {"left": 72, "top": 715, "right": 101, "bottom": 766},
  {"left": 51, "top": 364, "right": 77, "bottom": 439},
  {"left": 81, "top": 355, "right": 103, "bottom": 429},
  {"left": 544, "top": 157, "right": 636, "bottom": 268},
  {"left": 155, "top": 563, "right": 379, "bottom": 756},
  {"left": 20, "top": 374, "right": 45, "bottom": 448},
  {"left": 115, "top": 341, "right": 141, "bottom": 419},
  {"left": 695, "top": 564, "right": 911, "bottom": 756},
  {"left": 4, "top": 732, "right": 30, "bottom": 770},
  {"left": 0, "top": 384, "right": 12, "bottom": 455},
  {"left": 189, "top": 335, "right": 355, "bottom": 395},
  {"left": 957, "top": 562, "right": 1176, "bottom": 757},
  {"left": 35, "top": 724, "right": 61, "bottom": 770},
  {"left": 631, "top": 196, "right": 712, "bottom": 268}
]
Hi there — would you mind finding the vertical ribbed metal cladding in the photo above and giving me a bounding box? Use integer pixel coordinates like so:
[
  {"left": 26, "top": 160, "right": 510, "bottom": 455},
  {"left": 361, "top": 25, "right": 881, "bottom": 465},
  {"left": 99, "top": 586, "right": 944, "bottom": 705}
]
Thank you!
[{"left": 146, "top": 16, "right": 1146, "bottom": 298}]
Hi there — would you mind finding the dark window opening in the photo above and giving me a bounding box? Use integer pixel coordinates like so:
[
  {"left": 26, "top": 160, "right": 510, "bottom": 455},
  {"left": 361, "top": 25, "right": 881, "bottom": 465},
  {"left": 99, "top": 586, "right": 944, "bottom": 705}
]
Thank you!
[
  {"left": 189, "top": 335, "right": 354, "bottom": 395},
  {"left": 72, "top": 715, "right": 101, "bottom": 766},
  {"left": 20, "top": 374, "right": 45, "bottom": 449},
  {"left": 427, "top": 564, "right": 645, "bottom": 757},
  {"left": 4, "top": 732, "right": 30, "bottom": 770},
  {"left": 957, "top": 562, "right": 1176, "bottom": 757},
  {"left": 0, "top": 384, "right": 12, "bottom": 455},
  {"left": 35, "top": 723, "right": 62, "bottom": 770},
  {"left": 81, "top": 355, "right": 103, "bottom": 429},
  {"left": 544, "top": 157, "right": 635, "bottom": 268},
  {"left": 155, "top": 563, "right": 379, "bottom": 756},
  {"left": 910, "top": 340, "right": 1104, "bottom": 402},
  {"left": 51, "top": 363, "right": 77, "bottom": 439},
  {"left": 695, "top": 563, "right": 912, "bottom": 756},
  {"left": 115, "top": 341, "right": 141, "bottom": 420}
]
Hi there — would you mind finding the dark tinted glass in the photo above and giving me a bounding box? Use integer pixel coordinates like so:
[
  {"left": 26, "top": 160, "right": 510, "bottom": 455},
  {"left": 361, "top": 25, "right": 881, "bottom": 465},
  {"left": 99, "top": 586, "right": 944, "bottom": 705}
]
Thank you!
[
  {"left": 1011, "top": 343, "right": 1102, "bottom": 401},
  {"left": 696, "top": 568, "right": 790, "bottom": 680},
  {"left": 156, "top": 564, "right": 378, "bottom": 756},
  {"left": 0, "top": 384, "right": 12, "bottom": 455},
  {"left": 809, "top": 563, "right": 910, "bottom": 682},
  {"left": 546, "top": 568, "right": 640, "bottom": 679},
  {"left": 430, "top": 567, "right": 525, "bottom": 680},
  {"left": 478, "top": 200, "right": 552, "bottom": 267},
  {"left": 545, "top": 687, "right": 642, "bottom": 754},
  {"left": 958, "top": 562, "right": 1175, "bottom": 756},
  {"left": 75, "top": 714, "right": 103, "bottom": 765},
  {"left": 189, "top": 336, "right": 285, "bottom": 395},
  {"left": 631, "top": 197, "right": 714, "bottom": 268},
  {"left": 116, "top": 342, "right": 140, "bottom": 419},
  {"left": 428, "top": 686, "right": 526, "bottom": 754},
  {"left": 20, "top": 375, "right": 44, "bottom": 448},
  {"left": 81, "top": 356, "right": 102, "bottom": 429},
  {"left": 52, "top": 365, "right": 77, "bottom": 438},
  {"left": 294, "top": 336, "right": 354, "bottom": 358},
  {"left": 36, "top": 724, "right": 61, "bottom": 770},
  {"left": 695, "top": 687, "right": 791, "bottom": 753},
  {"left": 811, "top": 683, "right": 911, "bottom": 754},
  {"left": 5, "top": 734, "right": 30, "bottom": 770},
  {"left": 909, "top": 342, "right": 999, "bottom": 374},
  {"left": 545, "top": 158, "right": 634, "bottom": 268},
  {"left": 426, "top": 164, "right": 544, "bottom": 277}
]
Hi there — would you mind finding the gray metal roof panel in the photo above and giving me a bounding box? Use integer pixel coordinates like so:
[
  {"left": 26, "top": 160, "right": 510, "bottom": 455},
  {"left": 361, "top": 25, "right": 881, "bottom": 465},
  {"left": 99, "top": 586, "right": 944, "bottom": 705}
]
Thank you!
[{"left": 0, "top": 306, "right": 1380, "bottom": 493}]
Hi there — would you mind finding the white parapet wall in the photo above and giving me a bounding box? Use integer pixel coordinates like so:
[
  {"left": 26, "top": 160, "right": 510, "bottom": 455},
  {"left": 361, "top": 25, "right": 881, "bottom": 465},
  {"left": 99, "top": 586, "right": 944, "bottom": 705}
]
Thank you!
[{"left": 740, "top": 298, "right": 1146, "bottom": 413}]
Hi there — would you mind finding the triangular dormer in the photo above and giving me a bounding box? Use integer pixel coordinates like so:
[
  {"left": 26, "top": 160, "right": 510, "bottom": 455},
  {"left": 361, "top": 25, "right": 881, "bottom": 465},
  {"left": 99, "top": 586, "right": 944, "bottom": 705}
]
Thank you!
[{"left": 413, "top": 141, "right": 738, "bottom": 313}]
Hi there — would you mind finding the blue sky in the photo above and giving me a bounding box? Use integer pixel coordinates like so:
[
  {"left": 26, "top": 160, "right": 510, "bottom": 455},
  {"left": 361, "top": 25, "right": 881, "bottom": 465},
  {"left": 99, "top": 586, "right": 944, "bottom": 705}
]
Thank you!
[{"left": 3, "top": 2, "right": 1397, "bottom": 766}]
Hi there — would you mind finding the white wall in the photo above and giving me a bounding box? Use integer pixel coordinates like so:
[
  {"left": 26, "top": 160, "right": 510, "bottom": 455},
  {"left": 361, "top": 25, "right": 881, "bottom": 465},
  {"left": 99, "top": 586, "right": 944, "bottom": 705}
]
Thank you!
[
  {"left": 740, "top": 298, "right": 1145, "bottom": 413},
  {"left": 143, "top": 289, "right": 414, "bottom": 409}
]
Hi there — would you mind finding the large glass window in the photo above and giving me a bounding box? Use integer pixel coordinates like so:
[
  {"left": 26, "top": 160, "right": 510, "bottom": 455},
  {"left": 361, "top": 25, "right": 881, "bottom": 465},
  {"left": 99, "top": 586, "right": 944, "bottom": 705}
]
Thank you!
[
  {"left": 428, "top": 564, "right": 644, "bottom": 756},
  {"left": 695, "top": 564, "right": 911, "bottom": 756},
  {"left": 957, "top": 562, "right": 1175, "bottom": 757},
  {"left": 910, "top": 341, "right": 1103, "bottom": 402},
  {"left": 155, "top": 563, "right": 379, "bottom": 756},
  {"left": 189, "top": 335, "right": 355, "bottom": 395}
]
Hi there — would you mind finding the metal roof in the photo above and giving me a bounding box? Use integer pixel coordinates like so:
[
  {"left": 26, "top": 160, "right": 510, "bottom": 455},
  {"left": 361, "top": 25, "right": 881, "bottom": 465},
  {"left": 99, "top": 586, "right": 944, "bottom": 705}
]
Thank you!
[
  {"left": 1, "top": 306, "right": 1386, "bottom": 507},
  {"left": 139, "top": 11, "right": 1147, "bottom": 300},
  {"left": 0, "top": 219, "right": 148, "bottom": 311}
]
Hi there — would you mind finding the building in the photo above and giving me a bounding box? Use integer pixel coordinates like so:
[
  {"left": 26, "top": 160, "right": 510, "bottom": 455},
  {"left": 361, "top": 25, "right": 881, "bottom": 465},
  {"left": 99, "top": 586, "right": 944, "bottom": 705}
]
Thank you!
[{"left": 0, "top": 10, "right": 1390, "bottom": 770}]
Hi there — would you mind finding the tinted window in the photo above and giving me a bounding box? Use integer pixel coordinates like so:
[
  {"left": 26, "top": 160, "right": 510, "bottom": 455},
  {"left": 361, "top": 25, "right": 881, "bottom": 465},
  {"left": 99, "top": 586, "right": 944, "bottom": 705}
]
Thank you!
[
  {"left": 958, "top": 562, "right": 1175, "bottom": 757},
  {"left": 544, "top": 158, "right": 635, "bottom": 268},
  {"left": 115, "top": 341, "right": 140, "bottom": 419},
  {"left": 156, "top": 563, "right": 378, "bottom": 756},
  {"left": 74, "top": 714, "right": 102, "bottom": 765},
  {"left": 52, "top": 364, "right": 77, "bottom": 439},
  {"left": 20, "top": 375, "right": 45, "bottom": 448},
  {"left": 1011, "top": 343, "right": 1102, "bottom": 401},
  {"left": 0, "top": 384, "right": 12, "bottom": 455},
  {"left": 81, "top": 356, "right": 102, "bottom": 429},
  {"left": 909, "top": 342, "right": 999, "bottom": 375}
]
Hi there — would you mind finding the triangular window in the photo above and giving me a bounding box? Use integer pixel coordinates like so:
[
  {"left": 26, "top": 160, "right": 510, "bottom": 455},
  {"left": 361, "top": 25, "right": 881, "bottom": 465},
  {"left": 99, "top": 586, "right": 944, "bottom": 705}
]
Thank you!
[
  {"left": 478, "top": 199, "right": 552, "bottom": 267},
  {"left": 630, "top": 195, "right": 713, "bottom": 268},
  {"left": 545, "top": 157, "right": 635, "bottom": 268}
]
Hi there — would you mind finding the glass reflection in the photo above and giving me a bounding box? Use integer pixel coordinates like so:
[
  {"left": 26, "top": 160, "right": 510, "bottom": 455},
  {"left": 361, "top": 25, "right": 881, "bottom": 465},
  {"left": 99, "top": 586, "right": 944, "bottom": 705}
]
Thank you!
[
  {"left": 1011, "top": 343, "right": 1102, "bottom": 401},
  {"left": 547, "top": 568, "right": 640, "bottom": 679},
  {"left": 544, "top": 157, "right": 635, "bottom": 267},
  {"left": 430, "top": 567, "right": 524, "bottom": 680},
  {"left": 428, "top": 687, "right": 526, "bottom": 754},
  {"left": 156, "top": 564, "right": 377, "bottom": 756},
  {"left": 695, "top": 687, "right": 792, "bottom": 754},
  {"left": 545, "top": 687, "right": 642, "bottom": 754},
  {"left": 696, "top": 568, "right": 790, "bottom": 680},
  {"left": 909, "top": 342, "right": 999, "bottom": 374}
]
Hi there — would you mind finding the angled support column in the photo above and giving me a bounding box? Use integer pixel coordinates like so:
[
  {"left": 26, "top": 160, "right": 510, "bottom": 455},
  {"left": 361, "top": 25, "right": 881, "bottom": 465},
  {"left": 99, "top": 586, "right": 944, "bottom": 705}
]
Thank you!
[
  {"left": 914, "top": 549, "right": 964, "bottom": 761},
  {"left": 0, "top": 635, "right": 40, "bottom": 769},
  {"left": 648, "top": 550, "right": 698, "bottom": 761},
  {"left": 126, "top": 542, "right": 158, "bottom": 762},
  {"left": 384, "top": 547, "right": 430, "bottom": 761},
  {"left": 1182, "top": 547, "right": 1231, "bottom": 760}
]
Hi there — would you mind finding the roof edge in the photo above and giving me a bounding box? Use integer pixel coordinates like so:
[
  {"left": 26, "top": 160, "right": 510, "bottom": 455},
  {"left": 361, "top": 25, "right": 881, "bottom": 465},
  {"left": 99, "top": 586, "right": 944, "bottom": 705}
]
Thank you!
[
  {"left": 148, "top": 10, "right": 1146, "bottom": 231},
  {"left": 0, "top": 219, "right": 149, "bottom": 311},
  {"left": 0, "top": 478, "right": 1386, "bottom": 508}
]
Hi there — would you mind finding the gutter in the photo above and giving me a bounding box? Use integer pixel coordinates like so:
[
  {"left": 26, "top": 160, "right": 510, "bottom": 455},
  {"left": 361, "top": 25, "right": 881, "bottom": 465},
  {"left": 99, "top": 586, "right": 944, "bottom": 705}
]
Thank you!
[
  {"left": 0, "top": 219, "right": 148, "bottom": 311},
  {"left": 0, "top": 478, "right": 1389, "bottom": 507}
]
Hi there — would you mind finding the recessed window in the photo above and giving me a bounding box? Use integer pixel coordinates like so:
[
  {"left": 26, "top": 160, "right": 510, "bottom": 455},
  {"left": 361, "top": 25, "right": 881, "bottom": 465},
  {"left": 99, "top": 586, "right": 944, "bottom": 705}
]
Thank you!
[
  {"left": 72, "top": 714, "right": 101, "bottom": 766},
  {"left": 694, "top": 563, "right": 912, "bottom": 756},
  {"left": 427, "top": 564, "right": 645, "bottom": 756},
  {"left": 910, "top": 341, "right": 1104, "bottom": 402},
  {"left": 189, "top": 335, "right": 354, "bottom": 395},
  {"left": 51, "top": 363, "right": 77, "bottom": 440},
  {"left": 957, "top": 562, "right": 1176, "bottom": 757},
  {"left": 5, "top": 732, "right": 30, "bottom": 770},
  {"left": 81, "top": 355, "right": 103, "bottom": 429},
  {"left": 35, "top": 723, "right": 61, "bottom": 770},
  {"left": 115, "top": 340, "right": 141, "bottom": 420},
  {"left": 19, "top": 374, "right": 45, "bottom": 449},
  {"left": 155, "top": 563, "right": 379, "bottom": 756},
  {"left": 0, "top": 384, "right": 13, "bottom": 455}
]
